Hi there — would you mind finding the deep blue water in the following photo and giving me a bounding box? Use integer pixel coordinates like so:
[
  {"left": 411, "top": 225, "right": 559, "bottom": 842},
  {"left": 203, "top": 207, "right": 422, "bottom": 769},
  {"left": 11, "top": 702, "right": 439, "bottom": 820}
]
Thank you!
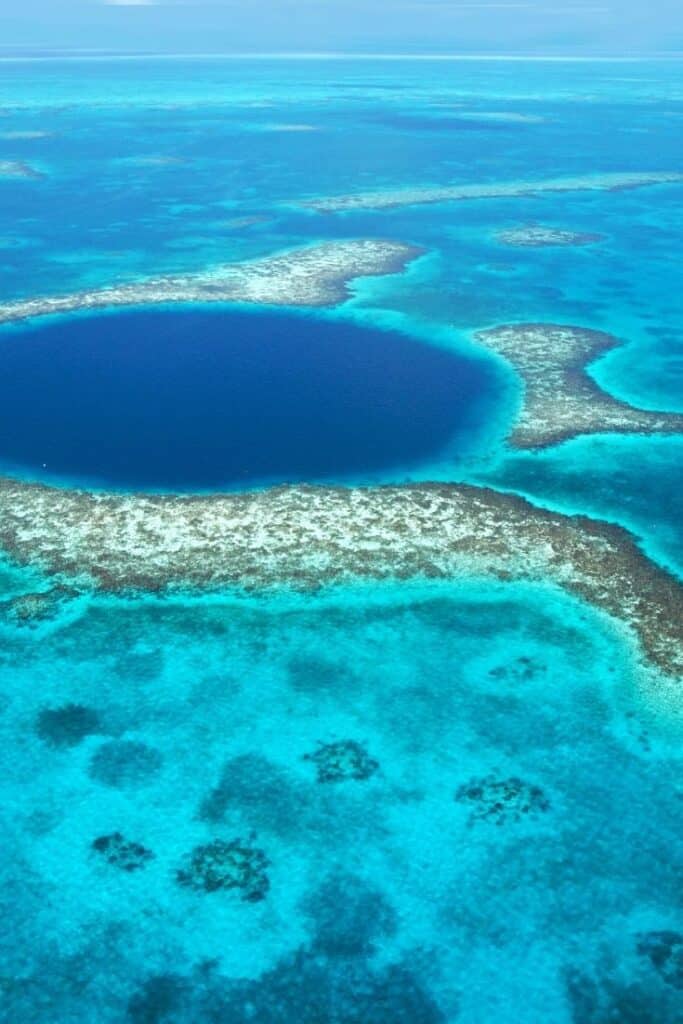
[{"left": 0, "top": 308, "right": 493, "bottom": 489}]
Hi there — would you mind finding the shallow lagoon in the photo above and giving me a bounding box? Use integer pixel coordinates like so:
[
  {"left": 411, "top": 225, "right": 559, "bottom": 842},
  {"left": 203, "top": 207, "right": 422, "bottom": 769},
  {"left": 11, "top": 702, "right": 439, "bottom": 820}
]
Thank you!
[{"left": 1, "top": 578, "right": 682, "bottom": 1022}]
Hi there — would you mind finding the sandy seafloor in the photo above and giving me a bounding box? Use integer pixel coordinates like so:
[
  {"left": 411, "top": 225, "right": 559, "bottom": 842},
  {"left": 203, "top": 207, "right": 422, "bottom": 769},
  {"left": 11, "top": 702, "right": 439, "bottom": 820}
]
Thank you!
[{"left": 0, "top": 56, "right": 682, "bottom": 1022}]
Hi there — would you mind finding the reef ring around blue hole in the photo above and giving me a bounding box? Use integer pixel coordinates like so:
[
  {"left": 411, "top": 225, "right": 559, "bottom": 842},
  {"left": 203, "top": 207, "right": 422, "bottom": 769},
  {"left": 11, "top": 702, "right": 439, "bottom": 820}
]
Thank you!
[{"left": 0, "top": 306, "right": 497, "bottom": 491}]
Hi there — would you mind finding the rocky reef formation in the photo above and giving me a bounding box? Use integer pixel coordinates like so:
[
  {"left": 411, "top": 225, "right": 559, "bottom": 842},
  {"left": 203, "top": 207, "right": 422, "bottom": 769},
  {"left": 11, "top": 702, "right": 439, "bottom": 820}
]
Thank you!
[
  {"left": 175, "top": 838, "right": 270, "bottom": 901},
  {"left": 0, "top": 480, "right": 681, "bottom": 679},
  {"left": 92, "top": 833, "right": 154, "bottom": 873},
  {"left": 455, "top": 774, "right": 550, "bottom": 825},
  {"left": 0, "top": 239, "right": 422, "bottom": 324},
  {"left": 302, "top": 170, "right": 683, "bottom": 213},
  {"left": 474, "top": 323, "right": 683, "bottom": 448},
  {"left": 304, "top": 740, "right": 379, "bottom": 783},
  {"left": 495, "top": 225, "right": 604, "bottom": 247}
]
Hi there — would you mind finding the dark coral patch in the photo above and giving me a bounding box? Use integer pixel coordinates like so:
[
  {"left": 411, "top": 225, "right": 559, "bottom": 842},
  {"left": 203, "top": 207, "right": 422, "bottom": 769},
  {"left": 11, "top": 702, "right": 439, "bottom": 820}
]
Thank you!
[
  {"left": 114, "top": 647, "right": 165, "bottom": 683},
  {"left": 199, "top": 753, "right": 303, "bottom": 827},
  {"left": 301, "top": 872, "right": 397, "bottom": 957},
  {"left": 223, "top": 950, "right": 446, "bottom": 1023},
  {"left": 455, "top": 774, "right": 550, "bottom": 825},
  {"left": 92, "top": 832, "right": 154, "bottom": 872},
  {"left": 89, "top": 740, "right": 163, "bottom": 788},
  {"left": 488, "top": 655, "right": 547, "bottom": 684},
  {"left": 2, "top": 585, "right": 77, "bottom": 626},
  {"left": 127, "top": 952, "right": 446, "bottom": 1024},
  {"left": 565, "top": 965, "right": 679, "bottom": 1023},
  {"left": 304, "top": 740, "right": 379, "bottom": 783},
  {"left": 175, "top": 838, "right": 270, "bottom": 902},
  {"left": 287, "top": 654, "right": 356, "bottom": 694},
  {"left": 128, "top": 973, "right": 192, "bottom": 1023},
  {"left": 637, "top": 931, "right": 683, "bottom": 990},
  {"left": 36, "top": 703, "right": 102, "bottom": 748}
]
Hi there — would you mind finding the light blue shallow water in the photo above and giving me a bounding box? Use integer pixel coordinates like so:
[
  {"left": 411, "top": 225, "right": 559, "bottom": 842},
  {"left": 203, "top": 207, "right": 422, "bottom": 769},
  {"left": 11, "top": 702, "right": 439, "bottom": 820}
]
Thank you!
[{"left": 0, "top": 56, "right": 682, "bottom": 1022}]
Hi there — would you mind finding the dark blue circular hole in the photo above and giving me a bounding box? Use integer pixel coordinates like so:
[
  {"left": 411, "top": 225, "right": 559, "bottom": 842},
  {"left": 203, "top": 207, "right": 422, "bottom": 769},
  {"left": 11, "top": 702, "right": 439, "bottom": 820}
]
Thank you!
[{"left": 0, "top": 307, "right": 496, "bottom": 490}]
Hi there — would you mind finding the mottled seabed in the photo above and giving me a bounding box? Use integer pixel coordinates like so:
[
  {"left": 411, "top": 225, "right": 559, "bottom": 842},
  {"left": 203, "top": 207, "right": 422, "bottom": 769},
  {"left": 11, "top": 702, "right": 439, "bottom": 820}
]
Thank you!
[{"left": 0, "top": 55, "right": 682, "bottom": 1024}]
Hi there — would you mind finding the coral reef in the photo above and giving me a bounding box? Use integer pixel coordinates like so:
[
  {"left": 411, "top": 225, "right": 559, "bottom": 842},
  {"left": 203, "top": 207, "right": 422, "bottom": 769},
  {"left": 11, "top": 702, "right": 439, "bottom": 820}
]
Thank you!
[
  {"left": 92, "top": 833, "right": 154, "bottom": 872},
  {"left": 495, "top": 225, "right": 604, "bottom": 247},
  {"left": 302, "top": 170, "right": 683, "bottom": 213},
  {"left": 1, "top": 584, "right": 77, "bottom": 626},
  {"left": 454, "top": 774, "right": 550, "bottom": 825},
  {"left": 88, "top": 740, "right": 163, "bottom": 788},
  {"left": 304, "top": 740, "right": 379, "bottom": 783},
  {"left": 35, "top": 703, "right": 102, "bottom": 748},
  {"left": 0, "top": 480, "right": 681, "bottom": 678},
  {"left": 0, "top": 240, "right": 421, "bottom": 324},
  {"left": 175, "top": 838, "right": 270, "bottom": 901},
  {"left": 474, "top": 323, "right": 683, "bottom": 448}
]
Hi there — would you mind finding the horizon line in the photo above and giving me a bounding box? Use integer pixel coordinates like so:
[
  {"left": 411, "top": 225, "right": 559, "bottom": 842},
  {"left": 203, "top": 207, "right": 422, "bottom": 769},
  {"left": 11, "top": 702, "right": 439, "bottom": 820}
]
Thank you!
[{"left": 0, "top": 49, "right": 682, "bottom": 62}]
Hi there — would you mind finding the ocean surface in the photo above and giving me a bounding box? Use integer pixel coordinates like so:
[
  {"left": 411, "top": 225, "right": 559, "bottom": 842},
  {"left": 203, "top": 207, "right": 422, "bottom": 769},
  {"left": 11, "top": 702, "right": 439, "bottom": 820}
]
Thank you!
[
  {"left": 0, "top": 56, "right": 682, "bottom": 1022},
  {"left": 0, "top": 308, "right": 496, "bottom": 490}
]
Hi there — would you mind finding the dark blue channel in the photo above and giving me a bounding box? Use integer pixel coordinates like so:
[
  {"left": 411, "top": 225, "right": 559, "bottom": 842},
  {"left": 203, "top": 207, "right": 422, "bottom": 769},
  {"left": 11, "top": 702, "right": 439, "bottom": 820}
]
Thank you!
[{"left": 0, "top": 307, "right": 495, "bottom": 490}]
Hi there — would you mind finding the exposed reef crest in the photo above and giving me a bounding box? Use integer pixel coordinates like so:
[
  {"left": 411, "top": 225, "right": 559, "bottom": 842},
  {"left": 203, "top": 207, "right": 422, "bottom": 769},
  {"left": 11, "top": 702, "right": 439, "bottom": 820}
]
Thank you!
[
  {"left": 495, "top": 225, "right": 603, "bottom": 247},
  {"left": 0, "top": 479, "right": 681, "bottom": 679},
  {"left": 474, "top": 323, "right": 683, "bottom": 449},
  {"left": 0, "top": 240, "right": 422, "bottom": 324},
  {"left": 302, "top": 170, "right": 683, "bottom": 213},
  {"left": 0, "top": 159, "right": 43, "bottom": 180}
]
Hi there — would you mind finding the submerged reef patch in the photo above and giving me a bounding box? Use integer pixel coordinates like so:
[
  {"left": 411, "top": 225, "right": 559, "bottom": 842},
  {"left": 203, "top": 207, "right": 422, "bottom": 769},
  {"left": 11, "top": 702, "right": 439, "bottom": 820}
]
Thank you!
[
  {"left": 488, "top": 655, "right": 547, "bottom": 684},
  {"left": 199, "top": 753, "right": 310, "bottom": 834},
  {"left": 304, "top": 740, "right": 380, "bottom": 783},
  {"left": 301, "top": 872, "right": 398, "bottom": 956},
  {"left": 302, "top": 170, "right": 683, "bottom": 213},
  {"left": 0, "top": 159, "right": 43, "bottom": 180},
  {"left": 88, "top": 740, "right": 163, "bottom": 788},
  {"left": 0, "top": 239, "right": 422, "bottom": 323},
  {"left": 92, "top": 832, "right": 155, "bottom": 873},
  {"left": 474, "top": 323, "right": 683, "bottom": 448},
  {"left": 175, "top": 838, "right": 270, "bottom": 901},
  {"left": 454, "top": 774, "right": 550, "bottom": 825},
  {"left": 126, "top": 951, "right": 446, "bottom": 1024},
  {"left": 0, "top": 480, "right": 681, "bottom": 678},
  {"left": 36, "top": 703, "right": 102, "bottom": 748},
  {"left": 495, "top": 225, "right": 604, "bottom": 247},
  {"left": 564, "top": 965, "right": 682, "bottom": 1023},
  {"left": 1, "top": 584, "right": 78, "bottom": 627},
  {"left": 637, "top": 931, "right": 683, "bottom": 989}
]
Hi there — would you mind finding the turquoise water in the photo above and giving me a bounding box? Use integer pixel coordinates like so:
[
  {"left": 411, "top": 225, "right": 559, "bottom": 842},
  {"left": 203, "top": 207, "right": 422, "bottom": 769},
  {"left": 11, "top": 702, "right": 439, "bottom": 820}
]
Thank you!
[
  {"left": 0, "top": 57, "right": 682, "bottom": 1021},
  {"left": 2, "top": 578, "right": 682, "bottom": 1022}
]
